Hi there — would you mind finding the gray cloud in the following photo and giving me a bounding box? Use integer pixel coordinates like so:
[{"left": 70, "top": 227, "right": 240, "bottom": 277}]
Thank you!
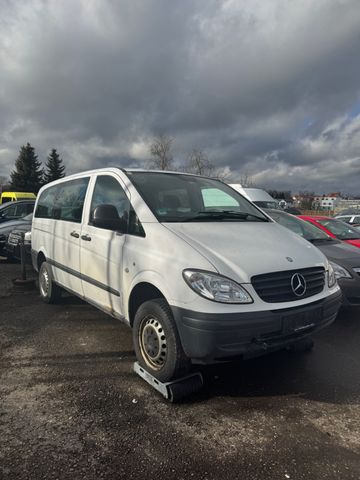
[{"left": 1, "top": 0, "right": 360, "bottom": 193}]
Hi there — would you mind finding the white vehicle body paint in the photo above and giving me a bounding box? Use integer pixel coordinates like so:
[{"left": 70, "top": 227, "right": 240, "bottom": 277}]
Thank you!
[{"left": 31, "top": 168, "right": 342, "bottom": 365}]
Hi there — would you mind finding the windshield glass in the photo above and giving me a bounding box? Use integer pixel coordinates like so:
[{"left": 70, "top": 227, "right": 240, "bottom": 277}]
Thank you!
[
  {"left": 317, "top": 218, "right": 360, "bottom": 240},
  {"left": 267, "top": 211, "right": 329, "bottom": 240},
  {"left": 128, "top": 172, "right": 268, "bottom": 222}
]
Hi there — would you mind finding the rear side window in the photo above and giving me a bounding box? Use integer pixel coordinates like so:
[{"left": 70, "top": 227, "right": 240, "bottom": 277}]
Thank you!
[
  {"left": 1, "top": 196, "right": 12, "bottom": 203},
  {"left": 35, "top": 185, "right": 59, "bottom": 218},
  {"left": 36, "top": 178, "right": 89, "bottom": 222}
]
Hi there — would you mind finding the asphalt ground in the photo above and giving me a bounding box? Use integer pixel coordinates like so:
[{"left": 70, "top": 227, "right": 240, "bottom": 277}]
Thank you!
[{"left": 0, "top": 261, "right": 360, "bottom": 480}]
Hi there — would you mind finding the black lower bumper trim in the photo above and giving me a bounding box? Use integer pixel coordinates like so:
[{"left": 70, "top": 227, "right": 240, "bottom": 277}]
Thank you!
[{"left": 171, "top": 290, "right": 342, "bottom": 362}]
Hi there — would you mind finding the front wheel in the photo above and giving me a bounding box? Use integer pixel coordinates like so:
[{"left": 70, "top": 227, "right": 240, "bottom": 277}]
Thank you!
[
  {"left": 39, "top": 261, "right": 62, "bottom": 304},
  {"left": 133, "top": 298, "right": 190, "bottom": 382}
]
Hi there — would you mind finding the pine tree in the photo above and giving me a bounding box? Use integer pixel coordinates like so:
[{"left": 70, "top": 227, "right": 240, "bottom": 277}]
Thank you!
[
  {"left": 10, "top": 143, "right": 43, "bottom": 193},
  {"left": 43, "top": 148, "right": 66, "bottom": 184}
]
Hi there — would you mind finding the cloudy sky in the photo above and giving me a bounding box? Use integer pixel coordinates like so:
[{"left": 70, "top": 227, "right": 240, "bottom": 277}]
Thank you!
[{"left": 1, "top": 0, "right": 360, "bottom": 193}]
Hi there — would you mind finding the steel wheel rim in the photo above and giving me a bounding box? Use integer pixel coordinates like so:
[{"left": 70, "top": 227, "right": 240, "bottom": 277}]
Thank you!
[
  {"left": 139, "top": 315, "right": 167, "bottom": 370},
  {"left": 40, "top": 267, "right": 49, "bottom": 297}
]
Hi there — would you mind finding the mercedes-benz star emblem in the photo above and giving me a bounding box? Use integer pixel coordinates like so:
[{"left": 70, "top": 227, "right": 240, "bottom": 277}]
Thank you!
[{"left": 291, "top": 273, "right": 307, "bottom": 297}]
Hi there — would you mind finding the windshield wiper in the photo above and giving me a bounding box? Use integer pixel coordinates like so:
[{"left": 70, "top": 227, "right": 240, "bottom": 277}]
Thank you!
[{"left": 183, "top": 210, "right": 269, "bottom": 222}]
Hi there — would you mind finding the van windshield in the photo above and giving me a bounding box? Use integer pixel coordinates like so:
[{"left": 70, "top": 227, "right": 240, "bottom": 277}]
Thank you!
[{"left": 128, "top": 172, "right": 269, "bottom": 223}]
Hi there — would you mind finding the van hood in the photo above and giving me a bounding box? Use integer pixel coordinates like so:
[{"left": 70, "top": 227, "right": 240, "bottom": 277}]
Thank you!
[{"left": 165, "top": 222, "right": 326, "bottom": 283}]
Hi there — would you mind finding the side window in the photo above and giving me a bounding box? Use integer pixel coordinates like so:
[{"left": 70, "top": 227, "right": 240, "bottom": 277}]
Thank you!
[
  {"left": 55, "top": 178, "right": 89, "bottom": 222},
  {"left": 26, "top": 203, "right": 35, "bottom": 214},
  {"left": 35, "top": 178, "right": 89, "bottom": 222},
  {"left": 353, "top": 216, "right": 360, "bottom": 224},
  {"left": 90, "top": 175, "right": 145, "bottom": 236},
  {"left": 201, "top": 187, "right": 239, "bottom": 208},
  {"left": 35, "top": 185, "right": 59, "bottom": 219},
  {"left": 14, "top": 203, "right": 28, "bottom": 217}
]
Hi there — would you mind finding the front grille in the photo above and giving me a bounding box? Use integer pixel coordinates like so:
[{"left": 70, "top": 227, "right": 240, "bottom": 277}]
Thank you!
[{"left": 252, "top": 267, "right": 325, "bottom": 303}]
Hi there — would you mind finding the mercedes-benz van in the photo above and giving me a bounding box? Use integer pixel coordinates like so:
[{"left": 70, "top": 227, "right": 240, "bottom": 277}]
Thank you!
[{"left": 31, "top": 169, "right": 342, "bottom": 382}]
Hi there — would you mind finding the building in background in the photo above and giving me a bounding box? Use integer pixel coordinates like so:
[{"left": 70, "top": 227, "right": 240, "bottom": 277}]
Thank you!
[{"left": 312, "top": 193, "right": 342, "bottom": 211}]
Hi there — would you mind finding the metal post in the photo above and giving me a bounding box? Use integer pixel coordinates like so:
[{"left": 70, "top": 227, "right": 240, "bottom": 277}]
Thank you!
[{"left": 20, "top": 232, "right": 26, "bottom": 281}]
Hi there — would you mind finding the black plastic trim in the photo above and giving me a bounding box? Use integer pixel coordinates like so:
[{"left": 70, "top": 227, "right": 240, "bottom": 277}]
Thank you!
[{"left": 171, "top": 290, "right": 342, "bottom": 362}]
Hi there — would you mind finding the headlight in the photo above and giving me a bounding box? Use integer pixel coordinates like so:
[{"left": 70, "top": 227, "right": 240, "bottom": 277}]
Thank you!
[
  {"left": 24, "top": 231, "right": 31, "bottom": 244},
  {"left": 329, "top": 261, "right": 351, "bottom": 280},
  {"left": 327, "top": 263, "right": 337, "bottom": 288},
  {"left": 183, "top": 269, "right": 253, "bottom": 304}
]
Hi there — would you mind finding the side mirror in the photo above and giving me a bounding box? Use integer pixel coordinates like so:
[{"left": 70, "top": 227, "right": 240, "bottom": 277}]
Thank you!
[{"left": 92, "top": 204, "right": 126, "bottom": 232}]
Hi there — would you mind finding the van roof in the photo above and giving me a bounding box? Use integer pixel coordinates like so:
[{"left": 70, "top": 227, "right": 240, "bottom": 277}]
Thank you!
[{"left": 38, "top": 168, "right": 211, "bottom": 190}]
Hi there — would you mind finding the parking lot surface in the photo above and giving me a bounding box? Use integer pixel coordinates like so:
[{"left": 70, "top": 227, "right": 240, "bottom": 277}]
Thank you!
[{"left": 1, "top": 262, "right": 360, "bottom": 480}]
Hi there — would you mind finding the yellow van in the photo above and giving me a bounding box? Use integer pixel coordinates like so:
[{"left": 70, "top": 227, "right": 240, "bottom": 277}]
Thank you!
[{"left": 0, "top": 192, "right": 36, "bottom": 204}]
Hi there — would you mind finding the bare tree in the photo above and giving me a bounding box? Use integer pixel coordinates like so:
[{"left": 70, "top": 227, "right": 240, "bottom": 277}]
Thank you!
[
  {"left": 238, "top": 172, "right": 255, "bottom": 187},
  {"left": 187, "top": 149, "right": 214, "bottom": 176},
  {"left": 149, "top": 134, "right": 174, "bottom": 170},
  {"left": 212, "top": 166, "right": 233, "bottom": 182}
]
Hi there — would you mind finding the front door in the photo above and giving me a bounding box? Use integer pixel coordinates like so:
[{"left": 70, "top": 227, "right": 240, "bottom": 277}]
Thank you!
[{"left": 80, "top": 174, "right": 130, "bottom": 317}]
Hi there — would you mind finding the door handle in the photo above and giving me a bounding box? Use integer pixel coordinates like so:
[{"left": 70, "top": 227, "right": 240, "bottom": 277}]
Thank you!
[
  {"left": 81, "top": 234, "right": 92, "bottom": 242},
  {"left": 70, "top": 231, "right": 80, "bottom": 238}
]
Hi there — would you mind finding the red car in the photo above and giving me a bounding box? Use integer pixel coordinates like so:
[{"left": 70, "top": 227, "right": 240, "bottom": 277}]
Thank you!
[{"left": 299, "top": 215, "right": 360, "bottom": 248}]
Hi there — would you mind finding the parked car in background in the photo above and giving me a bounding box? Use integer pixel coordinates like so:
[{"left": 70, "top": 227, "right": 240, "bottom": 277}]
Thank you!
[
  {"left": 0, "top": 214, "right": 32, "bottom": 258},
  {"left": 266, "top": 209, "right": 360, "bottom": 306},
  {"left": 5, "top": 226, "right": 32, "bottom": 261},
  {"left": 0, "top": 192, "right": 36, "bottom": 204},
  {"left": 0, "top": 200, "right": 35, "bottom": 224},
  {"left": 334, "top": 214, "right": 360, "bottom": 227},
  {"left": 31, "top": 168, "right": 341, "bottom": 383},
  {"left": 300, "top": 215, "right": 360, "bottom": 249}
]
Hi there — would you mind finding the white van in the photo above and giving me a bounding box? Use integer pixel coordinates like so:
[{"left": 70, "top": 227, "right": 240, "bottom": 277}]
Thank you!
[
  {"left": 31, "top": 169, "right": 341, "bottom": 382},
  {"left": 230, "top": 185, "right": 280, "bottom": 209}
]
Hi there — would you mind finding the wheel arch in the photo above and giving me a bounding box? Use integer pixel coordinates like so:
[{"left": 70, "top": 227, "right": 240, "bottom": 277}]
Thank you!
[{"left": 128, "top": 282, "right": 167, "bottom": 327}]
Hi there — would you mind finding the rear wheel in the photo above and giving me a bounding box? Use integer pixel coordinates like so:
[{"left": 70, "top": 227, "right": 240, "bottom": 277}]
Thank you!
[
  {"left": 39, "top": 261, "right": 62, "bottom": 304},
  {"left": 133, "top": 298, "right": 190, "bottom": 382}
]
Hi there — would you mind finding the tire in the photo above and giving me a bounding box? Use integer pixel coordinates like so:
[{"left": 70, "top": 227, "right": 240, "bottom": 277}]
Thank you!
[
  {"left": 39, "top": 261, "right": 62, "bottom": 304},
  {"left": 291, "top": 337, "right": 314, "bottom": 353},
  {"left": 133, "top": 298, "right": 190, "bottom": 382}
]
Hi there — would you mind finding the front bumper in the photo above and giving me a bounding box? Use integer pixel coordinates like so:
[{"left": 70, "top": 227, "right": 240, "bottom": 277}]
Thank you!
[
  {"left": 171, "top": 290, "right": 342, "bottom": 362},
  {"left": 5, "top": 242, "right": 31, "bottom": 260}
]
